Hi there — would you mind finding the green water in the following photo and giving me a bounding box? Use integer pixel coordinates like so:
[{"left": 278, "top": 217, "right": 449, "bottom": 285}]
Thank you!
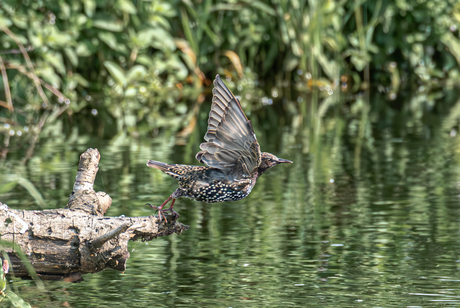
[{"left": 3, "top": 92, "right": 460, "bottom": 307}]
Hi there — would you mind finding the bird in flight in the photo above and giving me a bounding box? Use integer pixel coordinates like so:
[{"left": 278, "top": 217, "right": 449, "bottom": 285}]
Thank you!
[{"left": 147, "top": 74, "right": 292, "bottom": 222}]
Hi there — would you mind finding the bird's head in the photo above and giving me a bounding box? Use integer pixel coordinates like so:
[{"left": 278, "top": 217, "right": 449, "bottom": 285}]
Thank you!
[{"left": 258, "top": 152, "right": 293, "bottom": 176}]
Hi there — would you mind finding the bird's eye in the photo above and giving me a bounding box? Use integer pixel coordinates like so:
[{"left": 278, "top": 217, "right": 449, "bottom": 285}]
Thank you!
[{"left": 268, "top": 159, "right": 272, "bottom": 162}]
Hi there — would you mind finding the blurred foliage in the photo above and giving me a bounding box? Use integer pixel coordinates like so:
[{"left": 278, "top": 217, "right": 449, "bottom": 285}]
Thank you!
[
  {"left": 0, "top": 257, "right": 7, "bottom": 294},
  {"left": 0, "top": 253, "right": 33, "bottom": 307},
  {"left": 0, "top": 0, "right": 460, "bottom": 143},
  {"left": 0, "top": 0, "right": 204, "bottom": 144},
  {"left": 179, "top": 0, "right": 460, "bottom": 91}
]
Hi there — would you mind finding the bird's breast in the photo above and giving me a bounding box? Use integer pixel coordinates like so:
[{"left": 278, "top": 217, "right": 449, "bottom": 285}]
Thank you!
[
  {"left": 176, "top": 167, "right": 258, "bottom": 203},
  {"left": 187, "top": 178, "right": 256, "bottom": 203}
]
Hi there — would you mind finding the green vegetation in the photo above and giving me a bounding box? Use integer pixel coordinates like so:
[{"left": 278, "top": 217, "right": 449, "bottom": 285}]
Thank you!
[
  {"left": 0, "top": 0, "right": 460, "bottom": 144},
  {"left": 0, "top": 252, "right": 34, "bottom": 307}
]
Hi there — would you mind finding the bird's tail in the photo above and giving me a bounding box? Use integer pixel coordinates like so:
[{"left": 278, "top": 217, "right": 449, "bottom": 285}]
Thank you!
[{"left": 146, "top": 160, "right": 183, "bottom": 179}]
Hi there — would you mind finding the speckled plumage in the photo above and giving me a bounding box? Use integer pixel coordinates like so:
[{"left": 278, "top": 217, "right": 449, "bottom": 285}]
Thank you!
[{"left": 147, "top": 75, "right": 292, "bottom": 222}]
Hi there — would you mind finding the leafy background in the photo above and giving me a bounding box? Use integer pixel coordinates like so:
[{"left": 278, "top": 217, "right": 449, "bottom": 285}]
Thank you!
[{"left": 1, "top": 0, "right": 460, "bottom": 144}]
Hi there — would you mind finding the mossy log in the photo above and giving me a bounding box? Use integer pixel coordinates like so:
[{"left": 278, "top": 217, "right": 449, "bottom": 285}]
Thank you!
[{"left": 0, "top": 148, "right": 188, "bottom": 281}]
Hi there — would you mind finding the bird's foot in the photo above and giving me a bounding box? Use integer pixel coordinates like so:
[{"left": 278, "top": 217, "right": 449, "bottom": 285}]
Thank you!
[
  {"left": 145, "top": 203, "right": 179, "bottom": 223},
  {"left": 162, "top": 207, "right": 180, "bottom": 218},
  {"left": 146, "top": 203, "right": 167, "bottom": 222}
]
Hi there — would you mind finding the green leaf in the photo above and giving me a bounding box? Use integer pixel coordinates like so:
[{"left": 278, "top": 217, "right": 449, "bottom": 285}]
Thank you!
[
  {"left": 16, "top": 177, "right": 46, "bottom": 208},
  {"left": 4, "top": 290, "right": 32, "bottom": 308},
  {"left": 75, "top": 73, "right": 90, "bottom": 87},
  {"left": 47, "top": 31, "right": 73, "bottom": 47},
  {"left": 284, "top": 53, "right": 299, "bottom": 72},
  {"left": 441, "top": 32, "right": 460, "bottom": 65},
  {"left": 137, "top": 28, "right": 176, "bottom": 51},
  {"left": 117, "top": 0, "right": 137, "bottom": 14},
  {"left": 0, "top": 16, "right": 12, "bottom": 27},
  {"left": 351, "top": 53, "right": 370, "bottom": 71},
  {"left": 124, "top": 114, "right": 137, "bottom": 127},
  {"left": 98, "top": 32, "right": 118, "bottom": 50},
  {"left": 0, "top": 180, "right": 18, "bottom": 194},
  {"left": 64, "top": 47, "right": 79, "bottom": 67},
  {"left": 75, "top": 40, "right": 97, "bottom": 56},
  {"left": 12, "top": 15, "right": 28, "bottom": 29},
  {"left": 127, "top": 65, "right": 147, "bottom": 82},
  {"left": 104, "top": 61, "right": 127, "bottom": 86},
  {"left": 76, "top": 14, "right": 88, "bottom": 26},
  {"left": 175, "top": 103, "right": 187, "bottom": 114},
  {"left": 135, "top": 55, "right": 152, "bottom": 66},
  {"left": 124, "top": 87, "right": 138, "bottom": 97},
  {"left": 44, "top": 52, "right": 66, "bottom": 75},
  {"left": 82, "top": 0, "right": 96, "bottom": 17},
  {"left": 0, "top": 263, "right": 6, "bottom": 292},
  {"left": 1, "top": 175, "right": 46, "bottom": 208},
  {"left": 248, "top": 1, "right": 276, "bottom": 16},
  {"left": 165, "top": 54, "right": 187, "bottom": 79},
  {"left": 0, "top": 239, "right": 44, "bottom": 289},
  {"left": 59, "top": 2, "right": 71, "bottom": 19},
  {"left": 152, "top": 1, "right": 176, "bottom": 18},
  {"left": 76, "top": 42, "right": 91, "bottom": 57},
  {"left": 93, "top": 15, "right": 124, "bottom": 32},
  {"left": 148, "top": 15, "right": 171, "bottom": 30},
  {"left": 37, "top": 67, "right": 61, "bottom": 88},
  {"left": 27, "top": 30, "right": 43, "bottom": 48}
]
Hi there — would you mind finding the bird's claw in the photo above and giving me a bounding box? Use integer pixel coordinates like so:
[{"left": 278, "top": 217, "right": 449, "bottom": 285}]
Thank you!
[
  {"left": 145, "top": 203, "right": 179, "bottom": 223},
  {"left": 163, "top": 207, "right": 180, "bottom": 218},
  {"left": 146, "top": 203, "right": 168, "bottom": 222}
]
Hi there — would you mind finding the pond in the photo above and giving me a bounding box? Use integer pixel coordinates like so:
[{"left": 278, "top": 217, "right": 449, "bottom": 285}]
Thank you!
[{"left": 2, "top": 89, "right": 460, "bottom": 307}]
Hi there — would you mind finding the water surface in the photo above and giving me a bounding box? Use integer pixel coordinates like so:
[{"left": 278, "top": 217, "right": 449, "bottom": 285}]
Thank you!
[{"left": 2, "top": 92, "right": 460, "bottom": 307}]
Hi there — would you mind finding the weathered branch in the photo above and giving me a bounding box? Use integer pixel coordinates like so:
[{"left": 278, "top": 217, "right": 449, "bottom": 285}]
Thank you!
[
  {"left": 0, "top": 148, "right": 188, "bottom": 280},
  {"left": 90, "top": 223, "right": 131, "bottom": 251}
]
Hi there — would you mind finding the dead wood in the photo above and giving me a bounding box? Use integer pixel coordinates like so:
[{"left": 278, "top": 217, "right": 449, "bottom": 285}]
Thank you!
[{"left": 0, "top": 148, "right": 188, "bottom": 280}]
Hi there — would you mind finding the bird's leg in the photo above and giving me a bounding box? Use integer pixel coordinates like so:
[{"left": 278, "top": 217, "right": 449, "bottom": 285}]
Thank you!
[
  {"left": 161, "top": 198, "right": 180, "bottom": 218},
  {"left": 146, "top": 188, "right": 183, "bottom": 222},
  {"left": 146, "top": 195, "right": 180, "bottom": 223},
  {"left": 147, "top": 196, "right": 172, "bottom": 222}
]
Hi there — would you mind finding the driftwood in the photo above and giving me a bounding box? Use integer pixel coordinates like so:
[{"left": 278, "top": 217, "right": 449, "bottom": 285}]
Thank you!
[{"left": 0, "top": 148, "right": 188, "bottom": 281}]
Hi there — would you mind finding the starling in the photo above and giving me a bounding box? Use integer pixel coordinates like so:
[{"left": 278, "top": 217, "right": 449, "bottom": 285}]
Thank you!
[{"left": 147, "top": 74, "right": 292, "bottom": 222}]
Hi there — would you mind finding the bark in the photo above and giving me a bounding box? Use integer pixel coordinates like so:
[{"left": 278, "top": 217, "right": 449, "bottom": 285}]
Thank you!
[{"left": 0, "top": 148, "right": 188, "bottom": 281}]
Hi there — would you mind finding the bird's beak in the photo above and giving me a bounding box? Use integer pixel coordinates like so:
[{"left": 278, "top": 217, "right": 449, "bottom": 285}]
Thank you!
[{"left": 277, "top": 158, "right": 293, "bottom": 164}]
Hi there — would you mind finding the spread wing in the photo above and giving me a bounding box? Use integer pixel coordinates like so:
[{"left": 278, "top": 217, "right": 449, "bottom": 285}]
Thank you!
[{"left": 195, "top": 74, "right": 261, "bottom": 177}]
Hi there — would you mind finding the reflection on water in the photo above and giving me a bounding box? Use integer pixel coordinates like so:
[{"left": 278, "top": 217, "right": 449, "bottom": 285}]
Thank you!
[{"left": 3, "top": 92, "right": 460, "bottom": 307}]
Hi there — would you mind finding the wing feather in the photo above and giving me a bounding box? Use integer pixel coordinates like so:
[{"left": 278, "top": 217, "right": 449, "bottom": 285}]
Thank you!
[{"left": 196, "top": 75, "right": 261, "bottom": 176}]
